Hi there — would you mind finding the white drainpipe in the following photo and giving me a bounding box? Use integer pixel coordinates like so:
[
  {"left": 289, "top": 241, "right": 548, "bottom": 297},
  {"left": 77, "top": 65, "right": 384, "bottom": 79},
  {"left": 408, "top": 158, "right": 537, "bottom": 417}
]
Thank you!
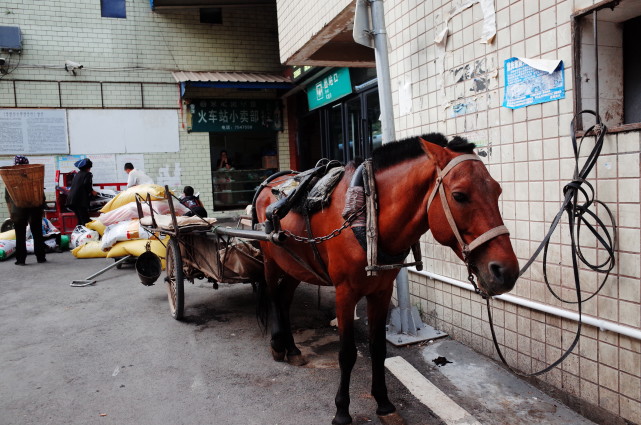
[{"left": 408, "top": 267, "right": 641, "bottom": 342}]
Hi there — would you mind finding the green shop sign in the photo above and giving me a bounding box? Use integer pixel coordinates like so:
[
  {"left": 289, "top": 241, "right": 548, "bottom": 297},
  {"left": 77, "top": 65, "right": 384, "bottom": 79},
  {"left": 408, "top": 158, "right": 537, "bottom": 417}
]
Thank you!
[
  {"left": 306, "top": 68, "right": 352, "bottom": 110},
  {"left": 188, "top": 99, "right": 282, "bottom": 132}
]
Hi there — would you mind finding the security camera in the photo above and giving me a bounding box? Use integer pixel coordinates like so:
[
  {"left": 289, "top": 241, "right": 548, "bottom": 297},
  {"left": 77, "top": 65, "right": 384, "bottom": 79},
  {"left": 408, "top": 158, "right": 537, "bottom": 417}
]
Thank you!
[
  {"left": 64, "top": 60, "right": 83, "bottom": 71},
  {"left": 0, "top": 58, "right": 6, "bottom": 66}
]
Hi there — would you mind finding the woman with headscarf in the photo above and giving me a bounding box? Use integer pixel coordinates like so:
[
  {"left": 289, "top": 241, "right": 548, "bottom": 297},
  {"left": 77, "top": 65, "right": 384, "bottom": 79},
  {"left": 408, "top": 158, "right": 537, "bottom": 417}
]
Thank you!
[
  {"left": 4, "top": 155, "right": 47, "bottom": 265},
  {"left": 65, "top": 158, "right": 98, "bottom": 227}
]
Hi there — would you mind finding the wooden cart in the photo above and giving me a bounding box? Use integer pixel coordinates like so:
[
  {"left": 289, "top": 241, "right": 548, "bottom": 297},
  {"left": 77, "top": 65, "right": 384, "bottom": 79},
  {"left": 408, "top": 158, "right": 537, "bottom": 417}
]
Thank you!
[{"left": 136, "top": 187, "right": 285, "bottom": 320}]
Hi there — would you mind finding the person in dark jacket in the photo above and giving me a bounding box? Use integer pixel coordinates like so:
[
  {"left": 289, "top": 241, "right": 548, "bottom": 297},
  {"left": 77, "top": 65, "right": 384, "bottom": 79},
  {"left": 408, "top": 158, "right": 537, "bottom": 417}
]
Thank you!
[
  {"left": 5, "top": 155, "right": 46, "bottom": 265},
  {"left": 179, "top": 185, "right": 207, "bottom": 217},
  {"left": 65, "top": 158, "right": 98, "bottom": 226}
]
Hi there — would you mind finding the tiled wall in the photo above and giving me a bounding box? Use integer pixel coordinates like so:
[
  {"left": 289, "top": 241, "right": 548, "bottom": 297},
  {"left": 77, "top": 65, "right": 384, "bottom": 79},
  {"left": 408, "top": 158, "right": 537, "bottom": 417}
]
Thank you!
[
  {"left": 276, "top": 0, "right": 352, "bottom": 64},
  {"left": 383, "top": 0, "right": 640, "bottom": 423},
  {"left": 0, "top": 0, "right": 284, "bottom": 215}
]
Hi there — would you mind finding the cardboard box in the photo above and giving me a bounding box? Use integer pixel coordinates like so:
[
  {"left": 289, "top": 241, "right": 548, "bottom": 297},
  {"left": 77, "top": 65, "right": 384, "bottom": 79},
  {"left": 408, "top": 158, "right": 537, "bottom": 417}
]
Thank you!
[{"left": 262, "top": 155, "right": 278, "bottom": 169}]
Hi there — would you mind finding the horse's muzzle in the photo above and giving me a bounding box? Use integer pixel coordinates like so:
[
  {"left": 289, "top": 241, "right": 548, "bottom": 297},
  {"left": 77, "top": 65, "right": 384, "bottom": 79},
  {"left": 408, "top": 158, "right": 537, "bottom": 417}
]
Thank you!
[{"left": 473, "top": 259, "right": 519, "bottom": 296}]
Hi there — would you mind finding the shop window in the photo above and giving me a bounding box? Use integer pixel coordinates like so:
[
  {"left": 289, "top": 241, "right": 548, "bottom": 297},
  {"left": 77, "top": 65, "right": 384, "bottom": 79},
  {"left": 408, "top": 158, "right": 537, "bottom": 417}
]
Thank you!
[
  {"left": 100, "top": 0, "right": 126, "bottom": 19},
  {"left": 200, "top": 8, "right": 222, "bottom": 24},
  {"left": 574, "top": 0, "right": 641, "bottom": 130}
]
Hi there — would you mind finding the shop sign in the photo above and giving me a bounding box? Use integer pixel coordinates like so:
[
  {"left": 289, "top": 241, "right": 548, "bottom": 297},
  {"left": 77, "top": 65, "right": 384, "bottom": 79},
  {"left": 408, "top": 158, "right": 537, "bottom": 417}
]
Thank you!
[
  {"left": 292, "top": 65, "right": 316, "bottom": 81},
  {"left": 306, "top": 68, "right": 352, "bottom": 110},
  {"left": 187, "top": 99, "right": 282, "bottom": 132}
]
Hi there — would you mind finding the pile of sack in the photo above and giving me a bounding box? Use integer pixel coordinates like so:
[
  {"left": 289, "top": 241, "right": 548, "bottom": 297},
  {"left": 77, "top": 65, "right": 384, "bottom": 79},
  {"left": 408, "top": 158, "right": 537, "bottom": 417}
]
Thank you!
[
  {"left": 70, "top": 184, "right": 189, "bottom": 266},
  {"left": 0, "top": 218, "right": 70, "bottom": 261}
]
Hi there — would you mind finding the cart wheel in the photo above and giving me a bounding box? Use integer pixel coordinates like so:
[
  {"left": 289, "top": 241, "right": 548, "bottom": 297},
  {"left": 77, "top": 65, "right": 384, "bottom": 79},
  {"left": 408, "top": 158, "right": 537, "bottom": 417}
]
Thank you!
[
  {"left": 1, "top": 218, "right": 14, "bottom": 232},
  {"left": 165, "top": 238, "right": 184, "bottom": 320}
]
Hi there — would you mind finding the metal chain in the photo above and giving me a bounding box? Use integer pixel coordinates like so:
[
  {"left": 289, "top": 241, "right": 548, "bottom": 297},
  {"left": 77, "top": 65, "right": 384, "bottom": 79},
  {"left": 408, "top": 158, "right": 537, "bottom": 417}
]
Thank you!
[{"left": 282, "top": 205, "right": 365, "bottom": 244}]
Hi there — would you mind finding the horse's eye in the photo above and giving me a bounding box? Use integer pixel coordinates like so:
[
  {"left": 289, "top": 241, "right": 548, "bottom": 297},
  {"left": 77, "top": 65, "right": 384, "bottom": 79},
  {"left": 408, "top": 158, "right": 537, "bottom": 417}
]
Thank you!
[{"left": 452, "top": 192, "right": 468, "bottom": 203}]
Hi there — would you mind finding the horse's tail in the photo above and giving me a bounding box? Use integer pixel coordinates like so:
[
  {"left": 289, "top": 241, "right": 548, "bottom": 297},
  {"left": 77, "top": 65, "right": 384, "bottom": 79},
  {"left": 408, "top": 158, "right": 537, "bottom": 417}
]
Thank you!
[{"left": 255, "top": 279, "right": 270, "bottom": 334}]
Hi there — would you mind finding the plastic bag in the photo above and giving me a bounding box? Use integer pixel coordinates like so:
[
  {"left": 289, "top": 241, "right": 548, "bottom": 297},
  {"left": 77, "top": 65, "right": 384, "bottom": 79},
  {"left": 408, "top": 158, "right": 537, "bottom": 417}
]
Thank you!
[
  {"left": 101, "top": 220, "right": 154, "bottom": 251},
  {"left": 98, "top": 200, "right": 189, "bottom": 226},
  {"left": 70, "top": 225, "right": 100, "bottom": 249},
  {"left": 72, "top": 241, "right": 109, "bottom": 258},
  {"left": 26, "top": 238, "right": 58, "bottom": 253},
  {"left": 99, "top": 184, "right": 167, "bottom": 213},
  {"left": 0, "top": 239, "right": 17, "bottom": 261}
]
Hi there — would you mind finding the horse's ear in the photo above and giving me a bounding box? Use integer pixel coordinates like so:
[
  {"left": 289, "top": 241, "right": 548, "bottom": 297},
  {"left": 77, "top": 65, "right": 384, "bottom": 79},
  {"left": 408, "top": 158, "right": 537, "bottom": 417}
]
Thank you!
[{"left": 419, "top": 137, "right": 449, "bottom": 168}]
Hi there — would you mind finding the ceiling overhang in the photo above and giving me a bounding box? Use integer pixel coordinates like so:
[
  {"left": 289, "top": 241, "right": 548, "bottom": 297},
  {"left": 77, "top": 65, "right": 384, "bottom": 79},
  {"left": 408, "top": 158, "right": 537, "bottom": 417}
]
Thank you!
[{"left": 284, "top": 2, "right": 375, "bottom": 68}]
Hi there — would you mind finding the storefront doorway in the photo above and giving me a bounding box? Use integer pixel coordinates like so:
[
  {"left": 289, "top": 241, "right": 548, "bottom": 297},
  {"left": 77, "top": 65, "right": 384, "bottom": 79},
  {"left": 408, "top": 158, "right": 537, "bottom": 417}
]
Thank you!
[
  {"left": 210, "top": 132, "right": 278, "bottom": 210},
  {"left": 321, "top": 86, "right": 381, "bottom": 163}
]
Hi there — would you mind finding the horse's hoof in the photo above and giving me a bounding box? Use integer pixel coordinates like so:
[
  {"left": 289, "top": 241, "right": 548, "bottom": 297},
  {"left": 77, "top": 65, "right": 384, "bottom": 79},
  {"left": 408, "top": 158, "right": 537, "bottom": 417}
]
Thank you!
[
  {"left": 270, "top": 347, "right": 286, "bottom": 362},
  {"left": 287, "top": 353, "right": 308, "bottom": 366},
  {"left": 331, "top": 413, "right": 352, "bottom": 425},
  {"left": 378, "top": 412, "right": 406, "bottom": 425}
]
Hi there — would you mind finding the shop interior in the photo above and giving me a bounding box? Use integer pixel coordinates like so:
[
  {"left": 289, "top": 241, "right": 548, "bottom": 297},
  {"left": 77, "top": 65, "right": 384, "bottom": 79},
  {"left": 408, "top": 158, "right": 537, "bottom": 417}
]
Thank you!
[{"left": 210, "top": 132, "right": 278, "bottom": 210}]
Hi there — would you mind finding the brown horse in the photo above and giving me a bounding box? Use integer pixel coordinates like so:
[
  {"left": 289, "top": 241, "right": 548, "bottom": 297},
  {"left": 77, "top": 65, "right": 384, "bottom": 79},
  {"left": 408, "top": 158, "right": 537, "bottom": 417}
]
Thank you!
[{"left": 254, "top": 133, "right": 519, "bottom": 425}]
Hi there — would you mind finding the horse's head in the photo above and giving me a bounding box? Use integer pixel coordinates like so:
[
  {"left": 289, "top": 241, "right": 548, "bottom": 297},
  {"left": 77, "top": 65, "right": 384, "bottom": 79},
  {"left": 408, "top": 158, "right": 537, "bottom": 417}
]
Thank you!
[{"left": 420, "top": 136, "right": 519, "bottom": 296}]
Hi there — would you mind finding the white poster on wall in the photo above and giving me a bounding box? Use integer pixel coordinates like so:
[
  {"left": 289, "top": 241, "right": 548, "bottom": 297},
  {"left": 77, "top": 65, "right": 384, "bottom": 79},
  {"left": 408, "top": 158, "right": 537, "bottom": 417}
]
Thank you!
[
  {"left": 30, "top": 156, "right": 57, "bottom": 192},
  {"left": 0, "top": 109, "right": 69, "bottom": 155},
  {"left": 56, "top": 155, "right": 85, "bottom": 174},
  {"left": 88, "top": 154, "right": 119, "bottom": 184},
  {"left": 156, "top": 162, "right": 182, "bottom": 189},
  {"left": 115, "top": 154, "right": 145, "bottom": 184},
  {"left": 68, "top": 109, "right": 179, "bottom": 154}
]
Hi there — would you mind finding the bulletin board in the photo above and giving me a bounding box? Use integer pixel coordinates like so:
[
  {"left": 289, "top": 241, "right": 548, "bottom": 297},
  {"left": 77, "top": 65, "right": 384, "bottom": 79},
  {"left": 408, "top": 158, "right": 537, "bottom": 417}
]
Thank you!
[
  {"left": 0, "top": 109, "right": 69, "bottom": 155},
  {"left": 68, "top": 109, "right": 180, "bottom": 154}
]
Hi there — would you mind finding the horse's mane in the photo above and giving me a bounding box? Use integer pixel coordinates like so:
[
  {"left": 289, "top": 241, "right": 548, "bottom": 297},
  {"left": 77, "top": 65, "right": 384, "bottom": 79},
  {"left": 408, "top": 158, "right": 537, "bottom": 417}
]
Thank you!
[{"left": 371, "top": 132, "right": 476, "bottom": 171}]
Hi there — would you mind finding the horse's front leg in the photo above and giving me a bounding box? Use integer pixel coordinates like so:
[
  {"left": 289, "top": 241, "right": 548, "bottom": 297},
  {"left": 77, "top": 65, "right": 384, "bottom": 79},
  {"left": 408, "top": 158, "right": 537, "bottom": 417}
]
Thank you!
[
  {"left": 367, "top": 289, "right": 404, "bottom": 424},
  {"left": 333, "top": 288, "right": 359, "bottom": 425},
  {"left": 269, "top": 276, "right": 307, "bottom": 366}
]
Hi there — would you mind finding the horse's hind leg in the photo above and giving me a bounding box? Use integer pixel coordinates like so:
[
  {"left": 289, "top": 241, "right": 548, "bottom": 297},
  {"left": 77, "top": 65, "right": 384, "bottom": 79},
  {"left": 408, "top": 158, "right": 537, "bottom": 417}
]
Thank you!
[
  {"left": 333, "top": 288, "right": 359, "bottom": 425},
  {"left": 268, "top": 275, "right": 307, "bottom": 366},
  {"left": 367, "top": 290, "right": 403, "bottom": 423}
]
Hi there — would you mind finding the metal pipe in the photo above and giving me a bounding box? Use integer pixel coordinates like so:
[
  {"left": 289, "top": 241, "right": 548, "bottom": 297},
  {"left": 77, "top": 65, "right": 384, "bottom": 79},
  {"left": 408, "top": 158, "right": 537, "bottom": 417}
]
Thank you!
[
  {"left": 370, "top": 0, "right": 395, "bottom": 143},
  {"left": 593, "top": 10, "right": 599, "bottom": 118},
  {"left": 408, "top": 267, "right": 641, "bottom": 342},
  {"left": 213, "top": 227, "right": 286, "bottom": 243}
]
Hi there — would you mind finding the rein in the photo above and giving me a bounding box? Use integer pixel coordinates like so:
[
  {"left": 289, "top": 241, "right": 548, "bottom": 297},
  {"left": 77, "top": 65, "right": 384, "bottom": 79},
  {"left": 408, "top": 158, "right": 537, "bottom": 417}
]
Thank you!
[
  {"left": 485, "top": 110, "right": 616, "bottom": 377},
  {"left": 425, "top": 153, "right": 509, "bottom": 296}
]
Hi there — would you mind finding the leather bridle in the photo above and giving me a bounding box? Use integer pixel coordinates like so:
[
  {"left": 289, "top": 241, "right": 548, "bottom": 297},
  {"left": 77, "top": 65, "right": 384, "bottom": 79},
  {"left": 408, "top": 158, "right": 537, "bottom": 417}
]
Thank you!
[{"left": 425, "top": 153, "right": 509, "bottom": 296}]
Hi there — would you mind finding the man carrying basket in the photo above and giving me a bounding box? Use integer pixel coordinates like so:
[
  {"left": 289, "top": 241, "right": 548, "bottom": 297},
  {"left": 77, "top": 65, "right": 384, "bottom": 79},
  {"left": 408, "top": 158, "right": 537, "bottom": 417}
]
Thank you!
[{"left": 3, "top": 156, "right": 47, "bottom": 265}]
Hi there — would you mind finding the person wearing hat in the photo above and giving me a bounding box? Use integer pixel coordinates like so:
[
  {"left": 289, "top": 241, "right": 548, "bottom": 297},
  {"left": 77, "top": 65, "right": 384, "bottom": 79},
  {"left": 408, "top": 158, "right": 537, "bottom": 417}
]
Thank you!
[
  {"left": 66, "top": 158, "right": 98, "bottom": 227},
  {"left": 4, "top": 155, "right": 47, "bottom": 265}
]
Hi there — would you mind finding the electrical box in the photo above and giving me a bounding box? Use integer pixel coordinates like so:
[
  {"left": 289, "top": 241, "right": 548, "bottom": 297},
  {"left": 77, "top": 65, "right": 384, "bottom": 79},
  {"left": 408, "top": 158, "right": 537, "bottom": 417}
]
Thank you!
[{"left": 0, "top": 26, "right": 22, "bottom": 51}]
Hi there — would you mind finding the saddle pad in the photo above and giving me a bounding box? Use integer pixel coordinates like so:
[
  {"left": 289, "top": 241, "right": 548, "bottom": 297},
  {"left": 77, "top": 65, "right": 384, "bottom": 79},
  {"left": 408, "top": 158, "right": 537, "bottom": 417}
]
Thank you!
[
  {"left": 305, "top": 166, "right": 344, "bottom": 213},
  {"left": 140, "top": 215, "right": 217, "bottom": 231}
]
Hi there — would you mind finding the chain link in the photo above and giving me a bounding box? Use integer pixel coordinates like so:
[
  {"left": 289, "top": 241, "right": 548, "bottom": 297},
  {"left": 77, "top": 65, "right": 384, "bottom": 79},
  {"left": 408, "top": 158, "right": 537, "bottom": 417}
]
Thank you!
[{"left": 282, "top": 205, "right": 365, "bottom": 244}]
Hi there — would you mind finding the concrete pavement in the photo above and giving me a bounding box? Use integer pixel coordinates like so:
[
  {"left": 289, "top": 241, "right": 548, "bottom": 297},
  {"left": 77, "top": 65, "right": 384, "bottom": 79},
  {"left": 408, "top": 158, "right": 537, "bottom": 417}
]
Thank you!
[{"left": 0, "top": 249, "right": 597, "bottom": 425}]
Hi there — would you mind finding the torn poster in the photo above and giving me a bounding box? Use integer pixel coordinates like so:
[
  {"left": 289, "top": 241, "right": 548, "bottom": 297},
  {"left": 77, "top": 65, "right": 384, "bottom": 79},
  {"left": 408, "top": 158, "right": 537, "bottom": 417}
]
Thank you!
[{"left": 502, "top": 57, "right": 565, "bottom": 109}]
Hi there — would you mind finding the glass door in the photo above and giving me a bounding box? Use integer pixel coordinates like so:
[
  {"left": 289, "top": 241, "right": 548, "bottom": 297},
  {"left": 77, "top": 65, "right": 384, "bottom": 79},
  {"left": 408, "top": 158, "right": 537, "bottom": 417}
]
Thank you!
[
  {"left": 345, "top": 97, "right": 362, "bottom": 161},
  {"left": 364, "top": 90, "right": 382, "bottom": 158}
]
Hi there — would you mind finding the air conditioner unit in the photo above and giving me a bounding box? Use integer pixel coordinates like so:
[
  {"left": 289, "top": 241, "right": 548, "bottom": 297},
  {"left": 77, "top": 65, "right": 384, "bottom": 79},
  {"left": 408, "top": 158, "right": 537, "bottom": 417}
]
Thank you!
[{"left": 0, "top": 26, "right": 22, "bottom": 51}]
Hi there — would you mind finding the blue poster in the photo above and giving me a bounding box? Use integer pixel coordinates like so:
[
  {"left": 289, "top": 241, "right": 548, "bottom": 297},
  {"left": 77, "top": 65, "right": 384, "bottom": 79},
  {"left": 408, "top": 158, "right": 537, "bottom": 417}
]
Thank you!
[{"left": 502, "top": 57, "right": 564, "bottom": 109}]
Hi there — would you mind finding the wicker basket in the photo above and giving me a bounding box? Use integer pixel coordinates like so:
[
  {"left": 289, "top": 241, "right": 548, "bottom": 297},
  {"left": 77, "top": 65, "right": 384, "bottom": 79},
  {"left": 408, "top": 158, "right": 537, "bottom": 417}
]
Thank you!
[{"left": 0, "top": 164, "right": 45, "bottom": 208}]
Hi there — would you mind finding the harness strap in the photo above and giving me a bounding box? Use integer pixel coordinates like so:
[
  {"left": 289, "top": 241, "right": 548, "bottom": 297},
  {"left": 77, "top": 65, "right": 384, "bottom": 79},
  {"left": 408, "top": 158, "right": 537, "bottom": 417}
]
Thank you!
[
  {"left": 468, "top": 225, "right": 509, "bottom": 253},
  {"left": 426, "top": 153, "right": 508, "bottom": 260},
  {"left": 304, "top": 210, "right": 334, "bottom": 285}
]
